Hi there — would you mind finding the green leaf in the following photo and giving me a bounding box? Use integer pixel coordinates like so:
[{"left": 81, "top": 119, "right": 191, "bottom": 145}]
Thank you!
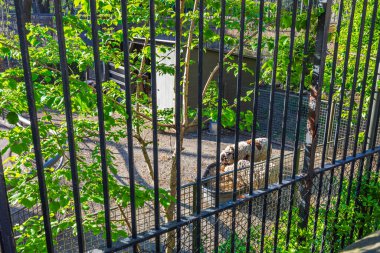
[
  {"left": 7, "top": 79, "right": 17, "bottom": 89},
  {"left": 221, "top": 108, "right": 236, "bottom": 128},
  {"left": 44, "top": 76, "right": 52, "bottom": 83},
  {"left": 20, "top": 196, "right": 35, "bottom": 208},
  {"left": 10, "top": 143, "right": 24, "bottom": 154},
  {"left": 92, "top": 195, "right": 104, "bottom": 204},
  {"left": 6, "top": 111, "right": 19, "bottom": 124},
  {"left": 32, "top": 73, "right": 39, "bottom": 81},
  {"left": 50, "top": 201, "right": 60, "bottom": 213},
  {"left": 103, "top": 4, "right": 112, "bottom": 11}
]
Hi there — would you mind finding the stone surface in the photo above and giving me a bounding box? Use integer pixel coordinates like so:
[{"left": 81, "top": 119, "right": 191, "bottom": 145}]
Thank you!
[{"left": 342, "top": 231, "right": 380, "bottom": 253}]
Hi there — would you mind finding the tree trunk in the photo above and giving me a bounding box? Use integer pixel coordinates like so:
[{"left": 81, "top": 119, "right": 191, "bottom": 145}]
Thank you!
[
  {"left": 23, "top": 0, "right": 32, "bottom": 23},
  {"left": 164, "top": 1, "right": 186, "bottom": 252},
  {"left": 36, "top": 0, "right": 50, "bottom": 13}
]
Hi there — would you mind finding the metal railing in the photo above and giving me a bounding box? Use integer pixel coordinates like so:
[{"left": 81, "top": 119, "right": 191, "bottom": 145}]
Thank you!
[{"left": 1, "top": 0, "right": 380, "bottom": 252}]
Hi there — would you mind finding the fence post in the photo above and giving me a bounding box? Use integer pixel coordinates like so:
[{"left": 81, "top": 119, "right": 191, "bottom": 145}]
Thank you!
[
  {"left": 367, "top": 88, "right": 380, "bottom": 150},
  {"left": 365, "top": 79, "right": 380, "bottom": 174},
  {"left": 192, "top": 184, "right": 197, "bottom": 252},
  {"left": 296, "top": 146, "right": 301, "bottom": 174},
  {"left": 326, "top": 101, "right": 336, "bottom": 159},
  {"left": 0, "top": 155, "right": 16, "bottom": 253},
  {"left": 298, "top": 0, "right": 332, "bottom": 229}
]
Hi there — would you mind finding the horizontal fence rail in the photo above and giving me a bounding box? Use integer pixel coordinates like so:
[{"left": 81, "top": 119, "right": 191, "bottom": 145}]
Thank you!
[
  {"left": 98, "top": 146, "right": 380, "bottom": 252},
  {"left": 1, "top": 0, "right": 380, "bottom": 252}
]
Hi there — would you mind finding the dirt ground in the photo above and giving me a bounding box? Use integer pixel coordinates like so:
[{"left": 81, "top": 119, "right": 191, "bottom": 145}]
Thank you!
[
  {"left": 0, "top": 115, "right": 286, "bottom": 190},
  {"left": 102, "top": 128, "right": 286, "bottom": 190}
]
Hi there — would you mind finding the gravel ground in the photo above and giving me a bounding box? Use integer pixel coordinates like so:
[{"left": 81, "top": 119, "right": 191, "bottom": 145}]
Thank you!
[
  {"left": 102, "top": 128, "right": 288, "bottom": 190},
  {"left": 0, "top": 115, "right": 289, "bottom": 190}
]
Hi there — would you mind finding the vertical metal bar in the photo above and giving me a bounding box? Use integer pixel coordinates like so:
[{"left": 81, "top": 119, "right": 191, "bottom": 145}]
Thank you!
[
  {"left": 367, "top": 90, "right": 380, "bottom": 152},
  {"left": 342, "top": 0, "right": 379, "bottom": 246},
  {"left": 352, "top": 106, "right": 380, "bottom": 240},
  {"left": 273, "top": 0, "right": 298, "bottom": 250},
  {"left": 349, "top": 63, "right": 380, "bottom": 241},
  {"left": 368, "top": 151, "right": 380, "bottom": 228},
  {"left": 120, "top": 0, "right": 138, "bottom": 252},
  {"left": 329, "top": 0, "right": 371, "bottom": 247},
  {"left": 13, "top": 0, "right": 54, "bottom": 251},
  {"left": 320, "top": 0, "right": 357, "bottom": 250},
  {"left": 331, "top": 0, "right": 356, "bottom": 163},
  {"left": 214, "top": 0, "right": 226, "bottom": 251},
  {"left": 311, "top": 171, "right": 324, "bottom": 253},
  {"left": 230, "top": 1, "right": 246, "bottom": 252},
  {"left": 278, "top": 0, "right": 298, "bottom": 182},
  {"left": 320, "top": 0, "right": 344, "bottom": 169},
  {"left": 319, "top": 169, "right": 335, "bottom": 252},
  {"left": 245, "top": 0, "right": 264, "bottom": 250},
  {"left": 298, "top": 0, "right": 332, "bottom": 230},
  {"left": 364, "top": 53, "right": 380, "bottom": 184},
  {"left": 310, "top": 0, "right": 344, "bottom": 250},
  {"left": 326, "top": 101, "right": 336, "bottom": 156},
  {"left": 175, "top": 0, "right": 182, "bottom": 251},
  {"left": 260, "top": 0, "right": 283, "bottom": 250},
  {"left": 0, "top": 155, "right": 16, "bottom": 253},
  {"left": 353, "top": 133, "right": 380, "bottom": 241},
  {"left": 53, "top": 0, "right": 85, "bottom": 250},
  {"left": 195, "top": 0, "right": 204, "bottom": 251},
  {"left": 192, "top": 184, "right": 198, "bottom": 252},
  {"left": 88, "top": 0, "right": 112, "bottom": 247},
  {"left": 285, "top": 0, "right": 314, "bottom": 246},
  {"left": 341, "top": 0, "right": 368, "bottom": 160},
  {"left": 148, "top": 0, "right": 161, "bottom": 251}
]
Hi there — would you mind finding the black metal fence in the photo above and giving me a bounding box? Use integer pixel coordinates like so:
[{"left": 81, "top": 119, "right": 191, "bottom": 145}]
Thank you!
[{"left": 1, "top": 0, "right": 380, "bottom": 252}]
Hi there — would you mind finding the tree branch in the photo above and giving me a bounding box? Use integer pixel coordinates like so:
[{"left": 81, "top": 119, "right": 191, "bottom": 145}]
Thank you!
[
  {"left": 182, "top": 0, "right": 199, "bottom": 128},
  {"left": 133, "top": 133, "right": 155, "bottom": 182}
]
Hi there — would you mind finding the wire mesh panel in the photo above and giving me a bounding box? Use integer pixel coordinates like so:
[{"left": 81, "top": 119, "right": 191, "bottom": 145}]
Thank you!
[{"left": 255, "top": 88, "right": 310, "bottom": 147}]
